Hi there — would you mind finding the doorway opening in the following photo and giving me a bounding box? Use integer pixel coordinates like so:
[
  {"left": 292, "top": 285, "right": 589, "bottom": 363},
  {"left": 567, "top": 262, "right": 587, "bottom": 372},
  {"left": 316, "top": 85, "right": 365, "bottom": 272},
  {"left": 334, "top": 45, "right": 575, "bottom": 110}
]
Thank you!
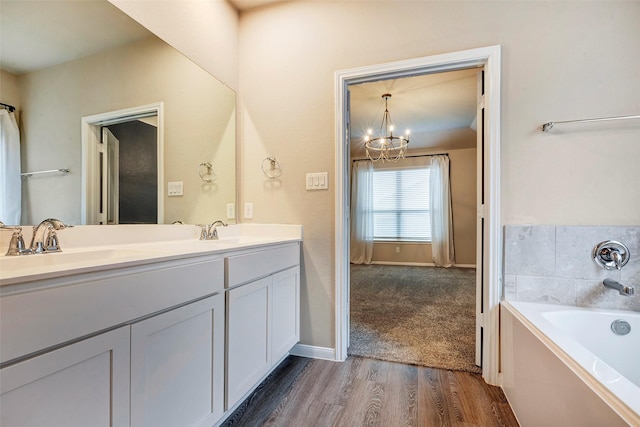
[
  {"left": 347, "top": 68, "right": 480, "bottom": 372},
  {"left": 81, "top": 103, "right": 164, "bottom": 225},
  {"left": 102, "top": 120, "right": 158, "bottom": 224},
  {"left": 335, "top": 46, "right": 502, "bottom": 384}
]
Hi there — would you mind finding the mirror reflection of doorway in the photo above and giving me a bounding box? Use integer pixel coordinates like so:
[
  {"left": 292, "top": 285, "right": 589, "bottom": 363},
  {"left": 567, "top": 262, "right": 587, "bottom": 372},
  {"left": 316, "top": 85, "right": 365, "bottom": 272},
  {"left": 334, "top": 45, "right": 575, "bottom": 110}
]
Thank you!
[
  {"left": 100, "top": 119, "right": 157, "bottom": 224},
  {"left": 81, "top": 103, "right": 164, "bottom": 225}
]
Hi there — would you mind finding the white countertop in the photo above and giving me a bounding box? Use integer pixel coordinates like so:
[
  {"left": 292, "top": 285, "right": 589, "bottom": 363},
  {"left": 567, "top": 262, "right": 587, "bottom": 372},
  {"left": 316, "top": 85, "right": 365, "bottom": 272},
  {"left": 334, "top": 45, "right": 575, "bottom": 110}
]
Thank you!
[{"left": 0, "top": 224, "right": 302, "bottom": 287}]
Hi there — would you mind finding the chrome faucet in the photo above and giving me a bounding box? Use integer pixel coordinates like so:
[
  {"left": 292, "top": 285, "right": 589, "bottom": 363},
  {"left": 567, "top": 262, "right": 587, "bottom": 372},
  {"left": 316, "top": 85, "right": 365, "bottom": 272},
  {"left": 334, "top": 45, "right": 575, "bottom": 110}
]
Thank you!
[
  {"left": 198, "top": 220, "right": 228, "bottom": 240},
  {"left": 603, "top": 278, "right": 635, "bottom": 296},
  {"left": 209, "top": 220, "right": 227, "bottom": 240},
  {"left": 29, "top": 218, "right": 72, "bottom": 253}
]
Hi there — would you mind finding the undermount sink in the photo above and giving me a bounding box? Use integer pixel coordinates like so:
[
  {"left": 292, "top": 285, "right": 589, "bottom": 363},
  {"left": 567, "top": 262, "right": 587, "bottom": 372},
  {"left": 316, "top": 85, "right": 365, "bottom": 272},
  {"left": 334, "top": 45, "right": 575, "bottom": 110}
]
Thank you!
[{"left": 0, "top": 248, "right": 167, "bottom": 271}]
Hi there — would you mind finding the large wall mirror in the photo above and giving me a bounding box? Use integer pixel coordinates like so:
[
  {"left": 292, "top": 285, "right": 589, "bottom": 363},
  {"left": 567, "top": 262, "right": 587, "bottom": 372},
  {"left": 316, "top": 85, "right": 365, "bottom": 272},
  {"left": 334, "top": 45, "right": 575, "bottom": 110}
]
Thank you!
[{"left": 0, "top": 0, "right": 236, "bottom": 226}]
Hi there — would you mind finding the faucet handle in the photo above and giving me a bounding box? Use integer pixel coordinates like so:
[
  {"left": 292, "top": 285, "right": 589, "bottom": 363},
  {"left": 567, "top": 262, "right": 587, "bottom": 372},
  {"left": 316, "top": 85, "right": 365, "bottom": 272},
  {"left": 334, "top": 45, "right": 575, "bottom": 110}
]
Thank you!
[
  {"left": 5, "top": 228, "right": 33, "bottom": 256},
  {"left": 593, "top": 240, "right": 630, "bottom": 270},
  {"left": 45, "top": 230, "right": 61, "bottom": 252},
  {"left": 196, "top": 225, "right": 209, "bottom": 240}
]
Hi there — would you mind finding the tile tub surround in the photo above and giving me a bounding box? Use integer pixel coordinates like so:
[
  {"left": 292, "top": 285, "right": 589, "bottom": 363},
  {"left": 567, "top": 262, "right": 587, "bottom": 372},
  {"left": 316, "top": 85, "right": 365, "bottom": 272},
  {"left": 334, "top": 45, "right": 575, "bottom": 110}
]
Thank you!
[{"left": 504, "top": 225, "right": 640, "bottom": 311}]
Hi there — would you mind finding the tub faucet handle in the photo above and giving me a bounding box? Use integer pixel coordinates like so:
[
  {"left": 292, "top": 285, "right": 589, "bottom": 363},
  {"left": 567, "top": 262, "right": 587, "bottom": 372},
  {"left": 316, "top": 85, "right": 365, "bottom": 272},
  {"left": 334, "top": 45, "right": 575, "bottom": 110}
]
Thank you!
[
  {"left": 593, "top": 240, "right": 630, "bottom": 270},
  {"left": 611, "top": 250, "right": 623, "bottom": 270}
]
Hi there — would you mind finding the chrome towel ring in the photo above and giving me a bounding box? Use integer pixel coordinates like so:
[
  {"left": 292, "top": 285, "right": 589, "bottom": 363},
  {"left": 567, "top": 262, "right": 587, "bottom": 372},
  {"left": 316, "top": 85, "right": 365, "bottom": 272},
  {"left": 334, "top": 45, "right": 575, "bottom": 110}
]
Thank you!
[{"left": 198, "top": 162, "right": 217, "bottom": 182}]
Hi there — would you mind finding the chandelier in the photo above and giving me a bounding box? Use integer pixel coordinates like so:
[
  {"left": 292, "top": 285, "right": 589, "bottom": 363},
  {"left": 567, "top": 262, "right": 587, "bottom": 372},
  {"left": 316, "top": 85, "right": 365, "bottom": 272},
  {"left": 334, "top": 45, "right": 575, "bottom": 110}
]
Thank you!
[{"left": 364, "top": 93, "right": 409, "bottom": 162}]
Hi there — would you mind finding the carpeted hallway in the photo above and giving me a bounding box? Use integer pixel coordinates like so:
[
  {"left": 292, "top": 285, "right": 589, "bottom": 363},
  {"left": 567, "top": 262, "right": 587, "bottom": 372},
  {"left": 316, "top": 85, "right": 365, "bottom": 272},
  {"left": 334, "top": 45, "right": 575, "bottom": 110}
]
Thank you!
[{"left": 349, "top": 264, "right": 480, "bottom": 373}]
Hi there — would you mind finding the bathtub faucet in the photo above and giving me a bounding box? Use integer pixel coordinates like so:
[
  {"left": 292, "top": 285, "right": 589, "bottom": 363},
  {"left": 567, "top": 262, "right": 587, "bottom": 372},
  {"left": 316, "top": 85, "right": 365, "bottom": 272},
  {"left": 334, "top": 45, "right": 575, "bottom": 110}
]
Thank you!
[{"left": 603, "top": 278, "right": 635, "bottom": 296}]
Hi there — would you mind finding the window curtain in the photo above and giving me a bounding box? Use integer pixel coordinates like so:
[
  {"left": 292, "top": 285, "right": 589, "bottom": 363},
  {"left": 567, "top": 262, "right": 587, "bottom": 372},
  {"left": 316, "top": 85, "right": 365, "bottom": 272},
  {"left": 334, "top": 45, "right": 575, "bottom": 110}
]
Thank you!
[
  {"left": 0, "top": 110, "right": 21, "bottom": 224},
  {"left": 430, "top": 155, "right": 455, "bottom": 267},
  {"left": 350, "top": 160, "right": 374, "bottom": 264}
]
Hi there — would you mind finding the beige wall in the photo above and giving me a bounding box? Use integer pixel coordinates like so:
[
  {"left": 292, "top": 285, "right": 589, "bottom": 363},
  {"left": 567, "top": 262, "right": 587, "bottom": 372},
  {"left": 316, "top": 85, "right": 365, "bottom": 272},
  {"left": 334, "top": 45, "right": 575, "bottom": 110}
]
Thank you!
[
  {"left": 97, "top": 1, "right": 640, "bottom": 350},
  {"left": 370, "top": 148, "right": 477, "bottom": 266},
  {"left": 109, "top": 0, "right": 239, "bottom": 91},
  {"left": 238, "top": 1, "right": 640, "bottom": 348},
  {"left": 18, "top": 36, "right": 235, "bottom": 225},
  {"left": 1, "top": 69, "right": 20, "bottom": 117}
]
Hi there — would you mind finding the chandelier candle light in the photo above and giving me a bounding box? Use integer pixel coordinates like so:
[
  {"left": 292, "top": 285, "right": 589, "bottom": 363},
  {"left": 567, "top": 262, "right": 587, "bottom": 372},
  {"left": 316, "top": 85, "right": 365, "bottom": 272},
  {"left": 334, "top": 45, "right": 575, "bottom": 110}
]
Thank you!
[{"left": 365, "top": 93, "right": 409, "bottom": 162}]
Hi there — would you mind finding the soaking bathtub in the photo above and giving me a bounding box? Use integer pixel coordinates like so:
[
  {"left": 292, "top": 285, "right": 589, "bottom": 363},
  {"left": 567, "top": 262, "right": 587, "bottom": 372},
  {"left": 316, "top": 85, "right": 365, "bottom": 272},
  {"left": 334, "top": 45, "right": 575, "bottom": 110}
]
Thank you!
[{"left": 501, "top": 301, "right": 640, "bottom": 427}]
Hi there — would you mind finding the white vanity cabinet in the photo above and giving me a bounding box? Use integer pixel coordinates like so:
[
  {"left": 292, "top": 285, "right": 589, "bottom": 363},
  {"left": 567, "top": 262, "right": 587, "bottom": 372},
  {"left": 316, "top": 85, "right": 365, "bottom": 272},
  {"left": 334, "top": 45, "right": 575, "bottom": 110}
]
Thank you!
[
  {"left": 0, "top": 326, "right": 130, "bottom": 427},
  {"left": 131, "top": 294, "right": 225, "bottom": 427},
  {"left": 0, "top": 226, "right": 303, "bottom": 427},
  {"left": 226, "top": 276, "right": 271, "bottom": 408},
  {"left": 225, "top": 243, "right": 300, "bottom": 410},
  {"left": 0, "top": 255, "right": 225, "bottom": 427},
  {"left": 270, "top": 266, "right": 300, "bottom": 362}
]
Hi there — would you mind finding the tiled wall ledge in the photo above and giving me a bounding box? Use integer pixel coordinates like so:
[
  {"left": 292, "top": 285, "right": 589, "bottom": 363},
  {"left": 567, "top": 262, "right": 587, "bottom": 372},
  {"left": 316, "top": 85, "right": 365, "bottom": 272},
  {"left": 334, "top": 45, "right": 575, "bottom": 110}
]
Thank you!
[{"left": 504, "top": 225, "right": 640, "bottom": 311}]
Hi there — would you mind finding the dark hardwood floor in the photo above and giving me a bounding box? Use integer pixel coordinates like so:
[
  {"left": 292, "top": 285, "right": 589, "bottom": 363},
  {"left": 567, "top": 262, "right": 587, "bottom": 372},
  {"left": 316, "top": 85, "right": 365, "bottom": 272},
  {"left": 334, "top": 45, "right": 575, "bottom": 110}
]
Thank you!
[{"left": 221, "top": 356, "right": 519, "bottom": 427}]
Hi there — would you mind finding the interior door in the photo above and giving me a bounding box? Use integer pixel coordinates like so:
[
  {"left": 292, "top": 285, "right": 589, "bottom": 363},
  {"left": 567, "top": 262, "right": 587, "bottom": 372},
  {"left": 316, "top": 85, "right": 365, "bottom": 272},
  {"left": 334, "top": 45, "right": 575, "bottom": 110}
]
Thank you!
[
  {"left": 101, "top": 128, "right": 120, "bottom": 224},
  {"left": 475, "top": 70, "right": 485, "bottom": 367}
]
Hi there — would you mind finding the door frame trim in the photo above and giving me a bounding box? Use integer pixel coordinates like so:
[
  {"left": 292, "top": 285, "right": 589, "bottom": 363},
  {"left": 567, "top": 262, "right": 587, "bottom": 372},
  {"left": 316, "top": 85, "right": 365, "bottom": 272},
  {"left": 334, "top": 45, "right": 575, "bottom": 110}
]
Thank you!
[
  {"left": 334, "top": 45, "right": 502, "bottom": 385},
  {"left": 81, "top": 102, "right": 164, "bottom": 225}
]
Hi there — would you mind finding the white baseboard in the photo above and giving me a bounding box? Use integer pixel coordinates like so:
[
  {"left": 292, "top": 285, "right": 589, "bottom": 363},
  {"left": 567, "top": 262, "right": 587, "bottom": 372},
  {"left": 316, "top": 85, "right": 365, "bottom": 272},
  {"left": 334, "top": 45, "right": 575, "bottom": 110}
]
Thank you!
[
  {"left": 370, "top": 261, "right": 476, "bottom": 268},
  {"left": 290, "top": 343, "right": 336, "bottom": 361},
  {"left": 371, "top": 261, "right": 433, "bottom": 266},
  {"left": 455, "top": 264, "right": 477, "bottom": 269}
]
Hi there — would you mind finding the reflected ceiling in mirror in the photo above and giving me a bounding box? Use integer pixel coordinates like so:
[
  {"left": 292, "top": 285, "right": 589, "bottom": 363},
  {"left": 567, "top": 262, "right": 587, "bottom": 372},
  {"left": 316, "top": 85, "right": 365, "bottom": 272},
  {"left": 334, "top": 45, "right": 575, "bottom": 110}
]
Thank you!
[{"left": 0, "top": 0, "right": 236, "bottom": 226}]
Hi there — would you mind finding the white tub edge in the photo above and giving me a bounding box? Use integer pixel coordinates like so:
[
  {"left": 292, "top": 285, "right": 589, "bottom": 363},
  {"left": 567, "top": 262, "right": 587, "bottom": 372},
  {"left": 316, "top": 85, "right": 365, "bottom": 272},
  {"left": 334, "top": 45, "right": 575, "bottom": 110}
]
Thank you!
[{"left": 501, "top": 300, "right": 640, "bottom": 426}]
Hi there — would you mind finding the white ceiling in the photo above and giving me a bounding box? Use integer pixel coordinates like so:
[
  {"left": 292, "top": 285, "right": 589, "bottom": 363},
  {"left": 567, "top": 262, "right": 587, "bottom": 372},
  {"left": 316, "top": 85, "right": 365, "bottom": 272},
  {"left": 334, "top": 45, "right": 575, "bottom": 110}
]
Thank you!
[
  {"left": 349, "top": 68, "right": 479, "bottom": 158},
  {"left": 0, "top": 0, "right": 150, "bottom": 74}
]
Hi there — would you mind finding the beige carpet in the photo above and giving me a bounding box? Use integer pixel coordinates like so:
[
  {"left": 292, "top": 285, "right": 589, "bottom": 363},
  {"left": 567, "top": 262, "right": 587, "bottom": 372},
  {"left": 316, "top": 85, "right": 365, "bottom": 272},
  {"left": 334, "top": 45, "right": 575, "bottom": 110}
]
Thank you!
[{"left": 349, "top": 264, "right": 481, "bottom": 373}]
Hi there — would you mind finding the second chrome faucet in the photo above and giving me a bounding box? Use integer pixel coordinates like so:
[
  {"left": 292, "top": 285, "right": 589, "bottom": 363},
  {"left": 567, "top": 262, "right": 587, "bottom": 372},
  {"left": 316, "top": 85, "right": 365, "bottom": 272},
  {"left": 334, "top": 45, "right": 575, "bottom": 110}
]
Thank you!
[{"left": 198, "top": 220, "right": 228, "bottom": 240}]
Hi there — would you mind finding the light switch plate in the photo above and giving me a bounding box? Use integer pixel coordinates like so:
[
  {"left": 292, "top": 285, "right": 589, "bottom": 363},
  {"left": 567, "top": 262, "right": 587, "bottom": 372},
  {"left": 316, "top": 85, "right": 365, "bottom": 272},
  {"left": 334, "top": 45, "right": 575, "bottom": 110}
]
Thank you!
[
  {"left": 306, "top": 172, "right": 328, "bottom": 190},
  {"left": 167, "top": 181, "right": 183, "bottom": 196}
]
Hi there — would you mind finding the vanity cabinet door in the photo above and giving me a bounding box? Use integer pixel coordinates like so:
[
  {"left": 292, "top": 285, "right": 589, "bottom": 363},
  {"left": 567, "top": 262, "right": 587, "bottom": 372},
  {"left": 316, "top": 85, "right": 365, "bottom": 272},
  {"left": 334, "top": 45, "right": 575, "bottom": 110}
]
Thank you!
[
  {"left": 226, "top": 276, "right": 271, "bottom": 410},
  {"left": 271, "top": 266, "right": 300, "bottom": 363},
  {"left": 0, "top": 326, "right": 130, "bottom": 427},
  {"left": 130, "top": 294, "right": 225, "bottom": 427}
]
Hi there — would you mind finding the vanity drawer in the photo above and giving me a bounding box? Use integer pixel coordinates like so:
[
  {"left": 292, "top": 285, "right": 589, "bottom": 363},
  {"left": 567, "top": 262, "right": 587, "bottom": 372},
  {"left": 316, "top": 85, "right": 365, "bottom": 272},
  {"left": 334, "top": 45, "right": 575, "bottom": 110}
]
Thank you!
[
  {"left": 225, "top": 243, "right": 300, "bottom": 288},
  {"left": 0, "top": 257, "right": 223, "bottom": 365}
]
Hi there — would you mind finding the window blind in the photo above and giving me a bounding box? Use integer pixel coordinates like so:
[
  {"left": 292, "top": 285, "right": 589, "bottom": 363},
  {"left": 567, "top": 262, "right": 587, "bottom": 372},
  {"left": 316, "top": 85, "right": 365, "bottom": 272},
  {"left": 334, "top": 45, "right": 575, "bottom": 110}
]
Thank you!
[{"left": 372, "top": 166, "right": 431, "bottom": 241}]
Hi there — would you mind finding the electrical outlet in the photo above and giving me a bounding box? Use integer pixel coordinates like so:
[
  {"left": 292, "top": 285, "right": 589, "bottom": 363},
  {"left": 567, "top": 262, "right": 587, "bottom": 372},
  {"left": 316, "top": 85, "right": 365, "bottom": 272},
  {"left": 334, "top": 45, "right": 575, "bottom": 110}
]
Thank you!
[
  {"left": 395, "top": 246, "right": 400, "bottom": 253},
  {"left": 226, "top": 203, "right": 235, "bottom": 219},
  {"left": 244, "top": 202, "right": 253, "bottom": 219}
]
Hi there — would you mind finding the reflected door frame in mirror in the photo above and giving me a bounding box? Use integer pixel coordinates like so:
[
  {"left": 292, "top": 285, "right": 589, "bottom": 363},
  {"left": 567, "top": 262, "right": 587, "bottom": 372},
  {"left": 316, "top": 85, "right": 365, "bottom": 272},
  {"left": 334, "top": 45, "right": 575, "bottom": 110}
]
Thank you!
[{"left": 81, "top": 103, "right": 164, "bottom": 225}]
